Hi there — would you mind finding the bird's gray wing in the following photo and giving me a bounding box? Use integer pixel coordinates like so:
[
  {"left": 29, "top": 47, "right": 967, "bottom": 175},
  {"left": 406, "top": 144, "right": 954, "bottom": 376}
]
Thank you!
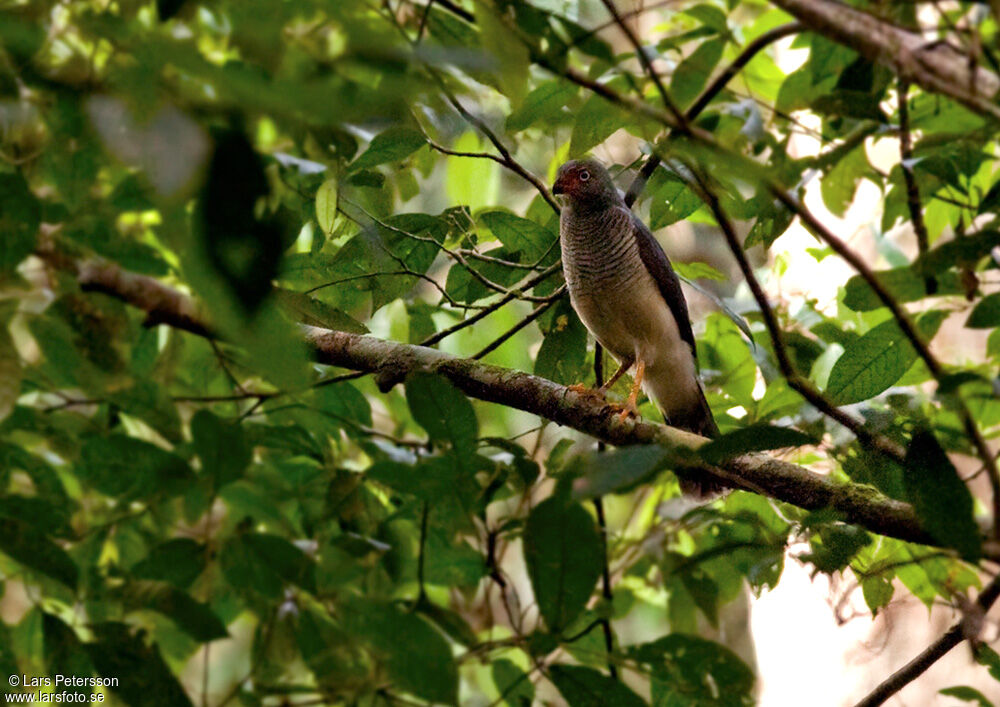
[{"left": 627, "top": 211, "right": 697, "bottom": 359}]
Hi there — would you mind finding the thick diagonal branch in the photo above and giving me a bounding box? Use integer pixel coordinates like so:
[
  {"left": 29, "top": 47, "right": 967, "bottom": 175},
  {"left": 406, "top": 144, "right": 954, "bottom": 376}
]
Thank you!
[
  {"left": 768, "top": 0, "right": 1000, "bottom": 119},
  {"left": 52, "top": 253, "right": 1000, "bottom": 559}
]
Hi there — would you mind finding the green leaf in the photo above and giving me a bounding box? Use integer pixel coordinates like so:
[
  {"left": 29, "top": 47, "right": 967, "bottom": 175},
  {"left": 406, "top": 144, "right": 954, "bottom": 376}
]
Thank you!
[
  {"left": 42, "top": 614, "right": 92, "bottom": 700},
  {"left": 405, "top": 372, "right": 478, "bottom": 452},
  {"left": 350, "top": 127, "right": 425, "bottom": 171},
  {"left": 843, "top": 267, "right": 962, "bottom": 311},
  {"left": 220, "top": 532, "right": 317, "bottom": 599},
  {"left": 825, "top": 311, "right": 946, "bottom": 404},
  {"left": 673, "top": 261, "right": 726, "bottom": 281},
  {"left": 548, "top": 665, "right": 646, "bottom": 707},
  {"left": 446, "top": 132, "right": 500, "bottom": 210},
  {"left": 0, "top": 173, "right": 40, "bottom": 274},
  {"left": 86, "top": 623, "right": 193, "bottom": 707},
  {"left": 700, "top": 424, "right": 816, "bottom": 465},
  {"left": 821, "top": 143, "right": 872, "bottom": 217},
  {"left": 967, "top": 292, "right": 1000, "bottom": 329},
  {"left": 633, "top": 634, "right": 755, "bottom": 706},
  {"left": 0, "top": 517, "right": 77, "bottom": 590},
  {"left": 479, "top": 210, "right": 557, "bottom": 262},
  {"left": 130, "top": 539, "right": 207, "bottom": 589},
  {"left": 0, "top": 327, "right": 21, "bottom": 424},
  {"left": 570, "top": 94, "right": 627, "bottom": 157},
  {"left": 342, "top": 600, "right": 458, "bottom": 705},
  {"left": 904, "top": 429, "right": 981, "bottom": 561},
  {"left": 975, "top": 643, "right": 1000, "bottom": 682},
  {"left": 524, "top": 497, "right": 603, "bottom": 633},
  {"left": 476, "top": 0, "right": 530, "bottom": 107},
  {"left": 569, "top": 445, "right": 672, "bottom": 500},
  {"left": 671, "top": 37, "right": 726, "bottom": 110},
  {"left": 492, "top": 658, "right": 534, "bottom": 706},
  {"left": 192, "top": 410, "right": 251, "bottom": 489},
  {"left": 274, "top": 288, "right": 369, "bottom": 333},
  {"left": 315, "top": 177, "right": 338, "bottom": 235},
  {"left": 119, "top": 580, "right": 228, "bottom": 642},
  {"left": 534, "top": 300, "right": 588, "bottom": 386},
  {"left": 506, "top": 81, "right": 576, "bottom": 132},
  {"left": 940, "top": 686, "right": 994, "bottom": 706},
  {"left": 860, "top": 575, "right": 894, "bottom": 615}
]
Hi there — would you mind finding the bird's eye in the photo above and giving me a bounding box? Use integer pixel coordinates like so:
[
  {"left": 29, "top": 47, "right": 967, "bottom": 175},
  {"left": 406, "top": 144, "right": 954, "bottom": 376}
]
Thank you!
[{"left": 579, "top": 170, "right": 590, "bottom": 181}]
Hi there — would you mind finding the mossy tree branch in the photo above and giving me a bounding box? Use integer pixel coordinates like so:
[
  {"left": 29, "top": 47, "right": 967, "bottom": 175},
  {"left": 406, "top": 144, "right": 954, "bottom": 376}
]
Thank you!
[{"left": 50, "top": 251, "right": 1000, "bottom": 561}]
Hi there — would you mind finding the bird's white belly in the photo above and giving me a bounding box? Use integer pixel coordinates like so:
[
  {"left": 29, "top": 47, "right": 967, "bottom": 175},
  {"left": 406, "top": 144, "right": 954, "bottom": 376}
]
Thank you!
[{"left": 571, "top": 274, "right": 700, "bottom": 418}]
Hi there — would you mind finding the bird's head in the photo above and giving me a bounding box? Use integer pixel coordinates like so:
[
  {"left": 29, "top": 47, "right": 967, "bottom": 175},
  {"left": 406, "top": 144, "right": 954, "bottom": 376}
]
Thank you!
[{"left": 552, "top": 158, "right": 619, "bottom": 206}]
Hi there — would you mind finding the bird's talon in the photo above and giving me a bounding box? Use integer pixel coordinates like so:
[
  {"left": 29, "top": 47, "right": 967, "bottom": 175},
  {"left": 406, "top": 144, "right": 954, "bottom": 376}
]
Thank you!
[{"left": 617, "top": 405, "right": 639, "bottom": 422}]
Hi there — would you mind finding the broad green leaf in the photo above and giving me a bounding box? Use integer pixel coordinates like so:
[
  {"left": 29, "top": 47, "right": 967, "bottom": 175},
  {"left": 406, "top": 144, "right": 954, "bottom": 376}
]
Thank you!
[
  {"left": 671, "top": 37, "right": 726, "bottom": 110},
  {"left": 534, "top": 299, "right": 587, "bottom": 386},
  {"left": 673, "top": 261, "right": 726, "bottom": 281},
  {"left": 0, "top": 518, "right": 77, "bottom": 589},
  {"left": 860, "top": 575, "right": 894, "bottom": 615},
  {"left": 975, "top": 644, "right": 1000, "bottom": 682},
  {"left": 78, "top": 434, "right": 193, "bottom": 500},
  {"left": 700, "top": 424, "right": 816, "bottom": 464},
  {"left": 0, "top": 327, "right": 21, "bottom": 423},
  {"left": 524, "top": 497, "right": 603, "bottom": 633},
  {"left": 86, "top": 623, "right": 193, "bottom": 707},
  {"left": 0, "top": 173, "right": 40, "bottom": 273},
  {"left": 479, "top": 210, "right": 557, "bottom": 262},
  {"left": 343, "top": 600, "right": 458, "bottom": 705},
  {"left": 802, "top": 524, "right": 871, "bottom": 573},
  {"left": 476, "top": 0, "right": 530, "bottom": 107},
  {"left": 446, "top": 132, "right": 499, "bottom": 210},
  {"left": 42, "top": 614, "right": 92, "bottom": 700},
  {"left": 350, "top": 127, "right": 425, "bottom": 170},
  {"left": 633, "top": 634, "right": 755, "bottom": 707},
  {"left": 843, "top": 268, "right": 962, "bottom": 311},
  {"left": 939, "top": 686, "right": 993, "bottom": 707},
  {"left": 274, "top": 287, "right": 368, "bottom": 332},
  {"left": 825, "top": 311, "right": 946, "bottom": 404},
  {"left": 967, "top": 292, "right": 1000, "bottom": 329},
  {"left": 570, "top": 94, "right": 627, "bottom": 157},
  {"left": 493, "top": 658, "right": 534, "bottom": 706},
  {"left": 405, "top": 372, "right": 477, "bottom": 452},
  {"left": 220, "top": 532, "right": 317, "bottom": 598},
  {"left": 192, "top": 410, "right": 251, "bottom": 489},
  {"left": 548, "top": 665, "right": 645, "bottom": 707},
  {"left": 119, "top": 580, "right": 228, "bottom": 642},
  {"left": 821, "top": 143, "right": 872, "bottom": 217},
  {"left": 569, "top": 445, "right": 672, "bottom": 499},
  {"left": 904, "top": 429, "right": 981, "bottom": 561},
  {"left": 507, "top": 81, "right": 576, "bottom": 132},
  {"left": 130, "top": 539, "right": 207, "bottom": 589},
  {"left": 315, "top": 178, "right": 338, "bottom": 235}
]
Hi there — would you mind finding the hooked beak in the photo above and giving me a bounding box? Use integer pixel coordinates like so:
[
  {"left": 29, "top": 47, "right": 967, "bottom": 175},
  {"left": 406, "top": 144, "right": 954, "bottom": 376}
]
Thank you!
[{"left": 552, "top": 175, "right": 567, "bottom": 195}]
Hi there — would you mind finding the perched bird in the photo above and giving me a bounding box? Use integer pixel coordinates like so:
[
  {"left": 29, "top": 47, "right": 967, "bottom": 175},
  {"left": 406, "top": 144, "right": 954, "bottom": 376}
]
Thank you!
[{"left": 553, "top": 158, "right": 722, "bottom": 497}]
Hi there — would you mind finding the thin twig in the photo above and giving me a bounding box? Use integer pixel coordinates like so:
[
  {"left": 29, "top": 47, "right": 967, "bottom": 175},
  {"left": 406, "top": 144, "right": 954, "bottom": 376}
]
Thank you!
[
  {"left": 853, "top": 572, "right": 1000, "bottom": 707},
  {"left": 683, "top": 162, "right": 907, "bottom": 463},
  {"left": 625, "top": 22, "right": 804, "bottom": 206},
  {"left": 898, "top": 79, "right": 937, "bottom": 295}
]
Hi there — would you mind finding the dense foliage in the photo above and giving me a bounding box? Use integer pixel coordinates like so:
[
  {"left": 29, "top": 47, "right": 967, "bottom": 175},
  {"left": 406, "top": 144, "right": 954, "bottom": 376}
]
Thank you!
[{"left": 1, "top": 0, "right": 1000, "bottom": 704}]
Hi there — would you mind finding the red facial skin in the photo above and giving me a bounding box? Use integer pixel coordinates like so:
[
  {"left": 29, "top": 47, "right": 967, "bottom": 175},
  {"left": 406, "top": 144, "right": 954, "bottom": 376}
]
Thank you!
[{"left": 552, "top": 163, "right": 594, "bottom": 198}]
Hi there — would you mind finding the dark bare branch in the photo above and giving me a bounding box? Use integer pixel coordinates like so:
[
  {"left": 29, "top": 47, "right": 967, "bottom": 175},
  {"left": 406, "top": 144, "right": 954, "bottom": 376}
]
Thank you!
[{"left": 853, "top": 572, "right": 1000, "bottom": 707}]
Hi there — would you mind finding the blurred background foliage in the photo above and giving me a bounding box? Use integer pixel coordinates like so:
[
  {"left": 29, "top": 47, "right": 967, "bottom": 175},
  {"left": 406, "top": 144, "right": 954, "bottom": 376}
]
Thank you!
[{"left": 1, "top": 0, "right": 1000, "bottom": 704}]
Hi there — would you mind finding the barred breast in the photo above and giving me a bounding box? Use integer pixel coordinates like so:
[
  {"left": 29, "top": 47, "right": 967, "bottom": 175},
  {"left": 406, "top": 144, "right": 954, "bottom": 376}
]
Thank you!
[{"left": 559, "top": 205, "right": 653, "bottom": 363}]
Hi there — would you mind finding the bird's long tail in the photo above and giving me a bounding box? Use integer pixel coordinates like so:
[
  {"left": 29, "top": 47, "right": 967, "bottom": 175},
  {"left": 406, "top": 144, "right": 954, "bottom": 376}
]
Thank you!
[{"left": 665, "top": 385, "right": 725, "bottom": 499}]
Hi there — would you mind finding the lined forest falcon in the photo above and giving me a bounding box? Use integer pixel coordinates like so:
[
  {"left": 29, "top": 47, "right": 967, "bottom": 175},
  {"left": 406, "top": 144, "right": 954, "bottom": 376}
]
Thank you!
[{"left": 552, "top": 158, "right": 723, "bottom": 498}]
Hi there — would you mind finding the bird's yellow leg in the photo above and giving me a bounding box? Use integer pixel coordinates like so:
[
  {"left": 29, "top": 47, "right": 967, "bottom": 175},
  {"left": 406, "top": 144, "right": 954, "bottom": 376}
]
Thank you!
[
  {"left": 599, "top": 357, "right": 633, "bottom": 392},
  {"left": 619, "top": 358, "right": 645, "bottom": 421}
]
